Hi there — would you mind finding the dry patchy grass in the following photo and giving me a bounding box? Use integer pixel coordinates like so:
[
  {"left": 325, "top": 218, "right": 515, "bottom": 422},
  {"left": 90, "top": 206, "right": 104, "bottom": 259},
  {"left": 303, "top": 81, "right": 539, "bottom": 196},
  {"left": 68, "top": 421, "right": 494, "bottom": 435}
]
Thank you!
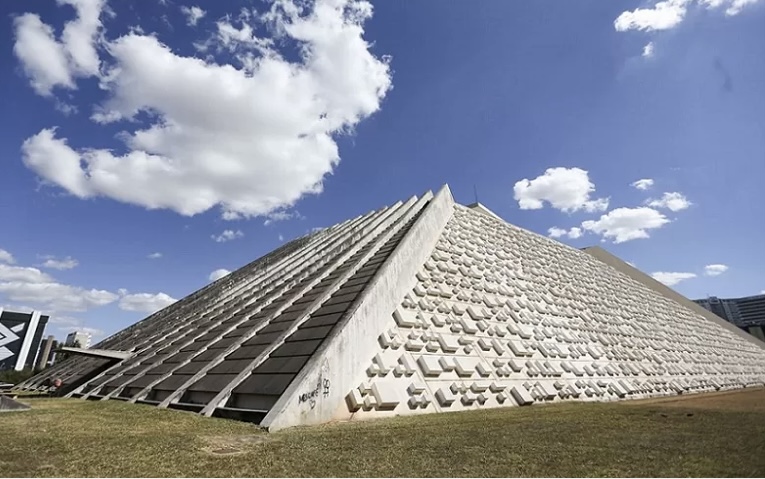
[{"left": 1, "top": 389, "right": 764, "bottom": 477}]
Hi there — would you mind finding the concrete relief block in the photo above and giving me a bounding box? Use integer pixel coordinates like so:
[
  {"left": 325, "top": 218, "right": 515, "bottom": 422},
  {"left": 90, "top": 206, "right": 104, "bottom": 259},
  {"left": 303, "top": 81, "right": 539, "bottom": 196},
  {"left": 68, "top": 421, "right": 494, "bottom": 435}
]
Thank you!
[
  {"left": 508, "top": 340, "right": 532, "bottom": 357},
  {"left": 418, "top": 298, "right": 437, "bottom": 312},
  {"left": 459, "top": 318, "right": 478, "bottom": 334},
  {"left": 437, "top": 334, "right": 460, "bottom": 354},
  {"left": 511, "top": 386, "right": 535, "bottom": 405},
  {"left": 452, "top": 304, "right": 467, "bottom": 316},
  {"left": 488, "top": 381, "right": 506, "bottom": 393},
  {"left": 346, "top": 388, "right": 364, "bottom": 412},
  {"left": 402, "top": 294, "right": 417, "bottom": 309},
  {"left": 371, "top": 382, "right": 401, "bottom": 411},
  {"left": 525, "top": 361, "right": 541, "bottom": 377},
  {"left": 366, "top": 353, "right": 395, "bottom": 377},
  {"left": 393, "top": 354, "right": 417, "bottom": 377},
  {"left": 534, "top": 381, "right": 557, "bottom": 400},
  {"left": 476, "top": 361, "right": 493, "bottom": 377},
  {"left": 417, "top": 355, "right": 444, "bottom": 377},
  {"left": 394, "top": 309, "right": 418, "bottom": 328}
]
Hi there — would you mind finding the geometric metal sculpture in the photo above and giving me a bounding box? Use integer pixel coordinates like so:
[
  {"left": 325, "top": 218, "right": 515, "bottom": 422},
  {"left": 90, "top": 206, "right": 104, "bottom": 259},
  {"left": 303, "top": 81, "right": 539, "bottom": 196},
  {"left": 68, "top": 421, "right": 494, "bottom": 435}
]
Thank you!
[{"left": 16, "top": 185, "right": 765, "bottom": 431}]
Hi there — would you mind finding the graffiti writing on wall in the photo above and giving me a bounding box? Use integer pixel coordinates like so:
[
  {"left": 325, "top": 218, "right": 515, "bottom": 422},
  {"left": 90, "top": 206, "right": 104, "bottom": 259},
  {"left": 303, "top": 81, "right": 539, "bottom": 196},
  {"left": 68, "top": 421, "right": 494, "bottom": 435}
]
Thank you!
[{"left": 298, "top": 375, "right": 331, "bottom": 409}]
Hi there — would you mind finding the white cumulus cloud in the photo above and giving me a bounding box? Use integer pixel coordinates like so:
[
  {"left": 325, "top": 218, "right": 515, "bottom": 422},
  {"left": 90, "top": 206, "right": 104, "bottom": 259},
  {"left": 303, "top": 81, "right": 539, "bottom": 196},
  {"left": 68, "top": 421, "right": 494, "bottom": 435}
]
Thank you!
[
  {"left": 646, "top": 192, "right": 692, "bottom": 211},
  {"left": 547, "top": 226, "right": 583, "bottom": 240},
  {"left": 0, "top": 280, "right": 118, "bottom": 312},
  {"left": 40, "top": 255, "right": 79, "bottom": 270},
  {"left": 18, "top": 0, "right": 393, "bottom": 221},
  {"left": 642, "top": 42, "right": 656, "bottom": 58},
  {"left": 0, "top": 256, "right": 171, "bottom": 314},
  {"left": 212, "top": 229, "right": 244, "bottom": 243},
  {"left": 651, "top": 271, "right": 697, "bottom": 286},
  {"left": 704, "top": 264, "right": 729, "bottom": 276},
  {"left": 208, "top": 268, "right": 232, "bottom": 281},
  {"left": 180, "top": 5, "right": 206, "bottom": 26},
  {"left": 12, "top": 0, "right": 104, "bottom": 96},
  {"left": 264, "top": 210, "right": 304, "bottom": 226},
  {"left": 0, "top": 249, "right": 15, "bottom": 264},
  {"left": 615, "top": 0, "right": 761, "bottom": 33},
  {"left": 513, "top": 167, "right": 609, "bottom": 213},
  {"left": 631, "top": 178, "right": 655, "bottom": 190},
  {"left": 581, "top": 207, "right": 670, "bottom": 243},
  {"left": 118, "top": 291, "right": 177, "bottom": 313}
]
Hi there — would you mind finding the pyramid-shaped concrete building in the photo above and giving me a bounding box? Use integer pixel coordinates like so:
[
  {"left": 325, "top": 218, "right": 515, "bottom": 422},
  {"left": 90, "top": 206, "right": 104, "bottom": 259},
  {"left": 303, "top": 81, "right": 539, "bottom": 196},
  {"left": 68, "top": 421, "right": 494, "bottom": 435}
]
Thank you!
[{"left": 18, "top": 186, "right": 765, "bottom": 430}]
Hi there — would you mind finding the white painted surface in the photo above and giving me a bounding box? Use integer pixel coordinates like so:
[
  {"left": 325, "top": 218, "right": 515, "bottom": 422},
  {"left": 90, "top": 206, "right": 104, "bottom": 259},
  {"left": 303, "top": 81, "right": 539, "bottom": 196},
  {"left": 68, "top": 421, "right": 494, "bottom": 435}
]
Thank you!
[{"left": 15, "top": 310, "right": 41, "bottom": 371}]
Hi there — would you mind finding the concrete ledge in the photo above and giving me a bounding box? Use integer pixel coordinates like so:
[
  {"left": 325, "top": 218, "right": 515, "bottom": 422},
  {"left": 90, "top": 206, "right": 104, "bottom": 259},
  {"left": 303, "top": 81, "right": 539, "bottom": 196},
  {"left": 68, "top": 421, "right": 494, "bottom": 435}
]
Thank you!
[{"left": 57, "top": 347, "right": 135, "bottom": 361}]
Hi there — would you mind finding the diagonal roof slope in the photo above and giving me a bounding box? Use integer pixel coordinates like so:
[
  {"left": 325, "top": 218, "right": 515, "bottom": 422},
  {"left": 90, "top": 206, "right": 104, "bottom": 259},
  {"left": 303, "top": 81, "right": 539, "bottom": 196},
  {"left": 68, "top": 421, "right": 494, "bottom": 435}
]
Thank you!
[{"left": 17, "top": 185, "right": 765, "bottom": 431}]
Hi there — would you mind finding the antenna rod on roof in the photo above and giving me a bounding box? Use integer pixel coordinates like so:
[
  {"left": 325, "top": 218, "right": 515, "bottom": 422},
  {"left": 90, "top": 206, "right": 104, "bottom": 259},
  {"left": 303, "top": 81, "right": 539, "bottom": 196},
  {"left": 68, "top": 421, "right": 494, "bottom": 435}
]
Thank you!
[{"left": 473, "top": 184, "right": 479, "bottom": 204}]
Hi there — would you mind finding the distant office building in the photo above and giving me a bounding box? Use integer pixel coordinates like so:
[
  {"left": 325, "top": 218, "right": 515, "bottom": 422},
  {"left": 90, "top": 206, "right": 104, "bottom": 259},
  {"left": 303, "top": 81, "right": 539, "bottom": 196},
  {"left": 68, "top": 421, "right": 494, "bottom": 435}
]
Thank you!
[
  {"left": 0, "top": 309, "right": 49, "bottom": 371},
  {"left": 693, "top": 294, "right": 765, "bottom": 341},
  {"left": 65, "top": 331, "right": 92, "bottom": 349}
]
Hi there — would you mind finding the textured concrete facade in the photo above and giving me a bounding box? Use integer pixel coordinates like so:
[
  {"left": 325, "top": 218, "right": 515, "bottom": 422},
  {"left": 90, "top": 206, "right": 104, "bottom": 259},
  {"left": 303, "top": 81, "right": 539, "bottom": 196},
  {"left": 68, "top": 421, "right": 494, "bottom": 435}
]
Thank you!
[{"left": 15, "top": 186, "right": 765, "bottom": 430}]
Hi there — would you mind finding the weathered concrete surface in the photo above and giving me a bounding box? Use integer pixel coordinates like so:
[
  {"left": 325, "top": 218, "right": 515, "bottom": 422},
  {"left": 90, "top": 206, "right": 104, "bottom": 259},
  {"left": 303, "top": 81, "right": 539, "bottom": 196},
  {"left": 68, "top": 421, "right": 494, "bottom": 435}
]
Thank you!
[
  {"left": 0, "top": 395, "right": 30, "bottom": 412},
  {"left": 57, "top": 347, "right": 135, "bottom": 360}
]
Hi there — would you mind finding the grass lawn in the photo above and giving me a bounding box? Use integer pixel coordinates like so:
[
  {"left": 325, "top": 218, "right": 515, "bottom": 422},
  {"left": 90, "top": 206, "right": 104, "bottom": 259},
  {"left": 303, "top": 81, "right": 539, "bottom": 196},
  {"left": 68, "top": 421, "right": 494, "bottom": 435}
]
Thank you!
[{"left": 1, "top": 388, "right": 764, "bottom": 477}]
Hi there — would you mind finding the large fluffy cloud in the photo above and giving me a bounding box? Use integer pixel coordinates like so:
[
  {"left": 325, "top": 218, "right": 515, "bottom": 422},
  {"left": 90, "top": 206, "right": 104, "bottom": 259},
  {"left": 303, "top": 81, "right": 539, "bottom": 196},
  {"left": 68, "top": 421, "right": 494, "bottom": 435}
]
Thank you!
[
  {"left": 18, "top": 0, "right": 393, "bottom": 220},
  {"left": 581, "top": 207, "right": 670, "bottom": 243},
  {"left": 513, "top": 167, "right": 609, "bottom": 213}
]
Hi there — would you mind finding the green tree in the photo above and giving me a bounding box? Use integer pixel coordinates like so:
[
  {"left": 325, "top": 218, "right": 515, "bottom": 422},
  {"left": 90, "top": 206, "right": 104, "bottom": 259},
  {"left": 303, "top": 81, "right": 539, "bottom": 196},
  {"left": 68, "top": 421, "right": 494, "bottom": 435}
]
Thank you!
[
  {"left": 0, "top": 367, "right": 36, "bottom": 385},
  {"left": 56, "top": 339, "right": 82, "bottom": 362}
]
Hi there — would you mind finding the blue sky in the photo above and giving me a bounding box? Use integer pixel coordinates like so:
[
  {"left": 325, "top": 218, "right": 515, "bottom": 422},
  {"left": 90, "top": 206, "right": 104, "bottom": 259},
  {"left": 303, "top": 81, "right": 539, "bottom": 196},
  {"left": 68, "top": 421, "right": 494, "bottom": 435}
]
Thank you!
[{"left": 1, "top": 0, "right": 763, "bottom": 342}]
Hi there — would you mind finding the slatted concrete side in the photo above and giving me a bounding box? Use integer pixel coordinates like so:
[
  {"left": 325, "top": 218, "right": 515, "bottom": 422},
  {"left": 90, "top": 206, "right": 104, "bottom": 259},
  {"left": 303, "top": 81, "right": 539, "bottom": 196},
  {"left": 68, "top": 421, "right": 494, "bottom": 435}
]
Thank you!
[
  {"left": 87, "top": 211, "right": 379, "bottom": 400},
  {"left": 203, "top": 195, "right": 430, "bottom": 415},
  {"left": 17, "top": 227, "right": 340, "bottom": 391},
  {"left": 148, "top": 202, "right": 408, "bottom": 407}
]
